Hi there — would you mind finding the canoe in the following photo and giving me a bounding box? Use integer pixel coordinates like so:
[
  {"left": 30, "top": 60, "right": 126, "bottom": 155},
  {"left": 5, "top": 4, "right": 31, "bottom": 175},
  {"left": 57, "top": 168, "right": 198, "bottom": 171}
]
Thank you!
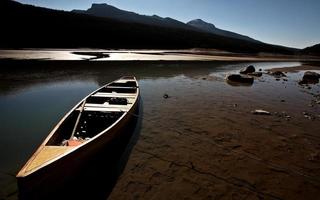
[{"left": 16, "top": 76, "right": 140, "bottom": 197}]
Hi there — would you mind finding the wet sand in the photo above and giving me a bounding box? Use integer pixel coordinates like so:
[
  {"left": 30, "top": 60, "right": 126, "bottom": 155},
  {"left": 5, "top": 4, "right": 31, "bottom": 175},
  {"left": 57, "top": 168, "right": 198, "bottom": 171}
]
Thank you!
[{"left": 108, "top": 64, "right": 320, "bottom": 200}]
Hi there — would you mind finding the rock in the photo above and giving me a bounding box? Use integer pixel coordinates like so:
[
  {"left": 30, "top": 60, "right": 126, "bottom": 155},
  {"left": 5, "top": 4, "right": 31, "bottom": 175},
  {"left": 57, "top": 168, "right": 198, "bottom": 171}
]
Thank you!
[
  {"left": 303, "top": 112, "right": 313, "bottom": 120},
  {"left": 299, "top": 71, "right": 320, "bottom": 84},
  {"left": 259, "top": 68, "right": 262, "bottom": 71},
  {"left": 274, "top": 111, "right": 291, "bottom": 120},
  {"left": 163, "top": 94, "right": 169, "bottom": 99},
  {"left": 240, "top": 65, "right": 255, "bottom": 74},
  {"left": 281, "top": 99, "right": 285, "bottom": 102},
  {"left": 303, "top": 71, "right": 320, "bottom": 79},
  {"left": 271, "top": 71, "right": 286, "bottom": 78},
  {"left": 226, "top": 74, "right": 254, "bottom": 84},
  {"left": 248, "top": 72, "right": 262, "bottom": 77},
  {"left": 252, "top": 109, "right": 271, "bottom": 115}
]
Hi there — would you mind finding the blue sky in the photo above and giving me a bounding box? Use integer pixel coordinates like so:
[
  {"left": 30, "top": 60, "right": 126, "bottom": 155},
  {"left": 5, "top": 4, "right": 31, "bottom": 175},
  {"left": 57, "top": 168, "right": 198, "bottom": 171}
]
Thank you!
[{"left": 16, "top": 0, "right": 320, "bottom": 49}]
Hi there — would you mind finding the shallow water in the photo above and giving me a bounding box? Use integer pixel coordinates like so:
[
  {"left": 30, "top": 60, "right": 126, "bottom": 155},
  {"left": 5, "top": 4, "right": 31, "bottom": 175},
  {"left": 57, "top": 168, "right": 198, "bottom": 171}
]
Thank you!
[{"left": 1, "top": 59, "right": 320, "bottom": 199}]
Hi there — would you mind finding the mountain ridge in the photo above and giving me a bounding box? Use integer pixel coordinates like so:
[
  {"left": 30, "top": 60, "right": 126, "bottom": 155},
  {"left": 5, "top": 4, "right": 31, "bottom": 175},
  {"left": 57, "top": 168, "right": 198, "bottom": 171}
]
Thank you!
[
  {"left": 72, "top": 3, "right": 194, "bottom": 31},
  {"left": 73, "top": 3, "right": 260, "bottom": 43}
]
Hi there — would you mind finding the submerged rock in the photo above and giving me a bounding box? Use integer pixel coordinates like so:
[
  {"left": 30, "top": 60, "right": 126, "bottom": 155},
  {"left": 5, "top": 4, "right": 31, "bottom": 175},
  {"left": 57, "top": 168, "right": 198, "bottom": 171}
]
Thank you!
[
  {"left": 274, "top": 111, "right": 291, "bottom": 120},
  {"left": 163, "top": 94, "right": 169, "bottom": 99},
  {"left": 302, "top": 111, "right": 314, "bottom": 120},
  {"left": 240, "top": 65, "right": 255, "bottom": 74},
  {"left": 299, "top": 71, "right": 320, "bottom": 84},
  {"left": 271, "top": 71, "right": 286, "bottom": 78},
  {"left": 226, "top": 74, "right": 254, "bottom": 84}
]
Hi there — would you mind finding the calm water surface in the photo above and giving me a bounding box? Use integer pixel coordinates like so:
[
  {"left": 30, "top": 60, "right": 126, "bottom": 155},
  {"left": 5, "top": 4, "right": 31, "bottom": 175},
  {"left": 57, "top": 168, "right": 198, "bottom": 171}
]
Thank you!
[{"left": 0, "top": 60, "right": 312, "bottom": 199}]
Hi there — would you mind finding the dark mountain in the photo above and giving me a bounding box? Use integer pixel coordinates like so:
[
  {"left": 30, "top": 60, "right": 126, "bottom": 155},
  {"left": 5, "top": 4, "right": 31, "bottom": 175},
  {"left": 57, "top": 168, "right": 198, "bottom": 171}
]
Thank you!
[
  {"left": 0, "top": 0, "right": 295, "bottom": 54},
  {"left": 74, "top": 4, "right": 260, "bottom": 43},
  {"left": 72, "top": 3, "right": 193, "bottom": 30},
  {"left": 187, "top": 19, "right": 260, "bottom": 43},
  {"left": 301, "top": 43, "right": 320, "bottom": 55}
]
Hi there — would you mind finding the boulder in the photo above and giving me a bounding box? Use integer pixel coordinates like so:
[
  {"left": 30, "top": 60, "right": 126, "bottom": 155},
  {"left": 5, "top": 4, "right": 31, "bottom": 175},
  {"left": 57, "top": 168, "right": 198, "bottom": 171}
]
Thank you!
[
  {"left": 271, "top": 71, "right": 286, "bottom": 77},
  {"left": 226, "top": 74, "right": 254, "bottom": 84},
  {"left": 240, "top": 65, "right": 255, "bottom": 74},
  {"left": 299, "top": 71, "right": 320, "bottom": 84}
]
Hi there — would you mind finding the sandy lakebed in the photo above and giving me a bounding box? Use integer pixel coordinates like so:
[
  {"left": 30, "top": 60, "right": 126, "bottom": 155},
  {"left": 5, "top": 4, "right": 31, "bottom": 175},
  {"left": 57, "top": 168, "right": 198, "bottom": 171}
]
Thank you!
[
  {"left": 107, "top": 63, "right": 320, "bottom": 200},
  {"left": 0, "top": 50, "right": 320, "bottom": 200}
]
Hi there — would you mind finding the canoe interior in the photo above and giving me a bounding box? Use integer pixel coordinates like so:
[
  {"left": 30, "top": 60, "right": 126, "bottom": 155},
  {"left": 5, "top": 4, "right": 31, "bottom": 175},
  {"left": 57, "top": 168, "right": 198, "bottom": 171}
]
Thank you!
[
  {"left": 99, "top": 87, "right": 137, "bottom": 93},
  {"left": 46, "top": 110, "right": 125, "bottom": 146},
  {"left": 46, "top": 79, "right": 138, "bottom": 146},
  {"left": 108, "top": 81, "right": 137, "bottom": 87}
]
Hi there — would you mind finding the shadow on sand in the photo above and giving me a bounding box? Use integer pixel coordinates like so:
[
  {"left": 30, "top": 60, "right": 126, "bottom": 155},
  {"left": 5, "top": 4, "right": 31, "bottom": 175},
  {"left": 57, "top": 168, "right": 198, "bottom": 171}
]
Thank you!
[{"left": 18, "top": 103, "right": 143, "bottom": 200}]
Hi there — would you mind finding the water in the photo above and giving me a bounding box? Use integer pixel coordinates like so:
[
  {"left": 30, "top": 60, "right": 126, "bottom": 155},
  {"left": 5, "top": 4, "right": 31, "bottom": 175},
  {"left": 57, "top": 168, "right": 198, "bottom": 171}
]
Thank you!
[{"left": 1, "top": 58, "right": 319, "bottom": 199}]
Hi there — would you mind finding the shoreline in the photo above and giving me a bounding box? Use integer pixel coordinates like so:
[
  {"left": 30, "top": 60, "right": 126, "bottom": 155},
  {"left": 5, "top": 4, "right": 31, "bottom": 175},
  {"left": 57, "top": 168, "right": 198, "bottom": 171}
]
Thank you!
[{"left": 0, "top": 49, "right": 320, "bottom": 62}]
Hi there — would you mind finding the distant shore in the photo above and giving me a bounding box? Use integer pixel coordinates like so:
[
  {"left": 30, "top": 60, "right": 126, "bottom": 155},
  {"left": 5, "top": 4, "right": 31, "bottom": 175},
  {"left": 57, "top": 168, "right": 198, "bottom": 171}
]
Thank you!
[{"left": 1, "top": 49, "right": 320, "bottom": 62}]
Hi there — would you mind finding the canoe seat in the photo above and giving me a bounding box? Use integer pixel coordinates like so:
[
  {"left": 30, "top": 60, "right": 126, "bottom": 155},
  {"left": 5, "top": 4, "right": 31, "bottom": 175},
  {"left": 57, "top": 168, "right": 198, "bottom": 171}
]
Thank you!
[
  {"left": 92, "top": 92, "right": 136, "bottom": 98},
  {"left": 83, "top": 106, "right": 129, "bottom": 112}
]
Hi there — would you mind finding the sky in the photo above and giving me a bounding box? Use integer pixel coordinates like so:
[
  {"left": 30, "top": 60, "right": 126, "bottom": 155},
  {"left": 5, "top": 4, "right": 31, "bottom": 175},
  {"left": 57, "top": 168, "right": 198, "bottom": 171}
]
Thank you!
[{"left": 16, "top": 0, "right": 320, "bottom": 49}]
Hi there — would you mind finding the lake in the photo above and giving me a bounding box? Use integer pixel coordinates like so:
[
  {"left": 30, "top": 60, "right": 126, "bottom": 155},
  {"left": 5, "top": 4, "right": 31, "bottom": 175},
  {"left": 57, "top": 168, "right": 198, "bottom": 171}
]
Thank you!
[{"left": 1, "top": 57, "right": 320, "bottom": 199}]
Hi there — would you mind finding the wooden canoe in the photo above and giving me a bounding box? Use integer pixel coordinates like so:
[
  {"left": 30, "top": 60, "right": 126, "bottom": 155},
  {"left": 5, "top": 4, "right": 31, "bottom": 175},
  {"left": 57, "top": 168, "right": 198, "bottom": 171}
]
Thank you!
[{"left": 16, "top": 76, "right": 140, "bottom": 197}]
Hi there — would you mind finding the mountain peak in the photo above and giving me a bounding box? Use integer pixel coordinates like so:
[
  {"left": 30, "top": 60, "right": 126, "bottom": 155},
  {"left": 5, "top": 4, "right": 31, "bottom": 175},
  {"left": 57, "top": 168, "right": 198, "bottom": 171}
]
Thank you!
[
  {"left": 91, "top": 3, "right": 110, "bottom": 8},
  {"left": 187, "top": 19, "right": 216, "bottom": 28},
  {"left": 89, "top": 3, "right": 119, "bottom": 11},
  {"left": 187, "top": 19, "right": 259, "bottom": 43}
]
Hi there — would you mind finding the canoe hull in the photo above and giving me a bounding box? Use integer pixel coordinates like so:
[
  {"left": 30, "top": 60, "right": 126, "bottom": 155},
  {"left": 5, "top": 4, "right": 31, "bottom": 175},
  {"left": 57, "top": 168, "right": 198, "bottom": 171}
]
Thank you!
[{"left": 17, "top": 79, "right": 140, "bottom": 199}]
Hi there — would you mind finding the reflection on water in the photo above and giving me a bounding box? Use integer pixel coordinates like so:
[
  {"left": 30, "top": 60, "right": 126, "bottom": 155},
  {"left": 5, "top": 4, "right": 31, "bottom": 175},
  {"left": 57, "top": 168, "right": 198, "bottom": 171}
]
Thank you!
[
  {"left": 0, "top": 50, "right": 217, "bottom": 61},
  {"left": 0, "top": 59, "right": 311, "bottom": 199},
  {"left": 0, "top": 50, "right": 95, "bottom": 60},
  {"left": 0, "top": 49, "right": 307, "bottom": 62}
]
